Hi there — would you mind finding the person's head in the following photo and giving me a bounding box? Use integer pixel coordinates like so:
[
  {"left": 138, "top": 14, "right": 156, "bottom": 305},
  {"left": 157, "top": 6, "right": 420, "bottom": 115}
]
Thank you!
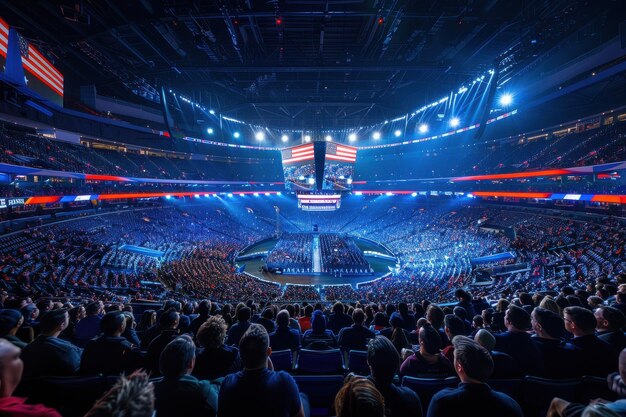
[
  {"left": 159, "top": 335, "right": 195, "bottom": 378},
  {"left": 39, "top": 309, "right": 69, "bottom": 336},
  {"left": 419, "top": 322, "right": 442, "bottom": 355},
  {"left": 352, "top": 308, "right": 365, "bottom": 326},
  {"left": 304, "top": 304, "right": 314, "bottom": 318},
  {"left": 372, "top": 312, "right": 387, "bottom": 328},
  {"left": 197, "top": 316, "right": 227, "bottom": 349},
  {"left": 159, "top": 308, "right": 179, "bottom": 330},
  {"left": 531, "top": 307, "right": 564, "bottom": 339},
  {"left": 398, "top": 303, "right": 409, "bottom": 316},
  {"left": 138, "top": 309, "right": 156, "bottom": 330},
  {"left": 616, "top": 285, "right": 626, "bottom": 304},
  {"left": 455, "top": 289, "right": 471, "bottom": 302},
  {"left": 444, "top": 314, "right": 465, "bottom": 338},
  {"left": 389, "top": 312, "right": 403, "bottom": 329},
  {"left": 426, "top": 304, "right": 445, "bottom": 329},
  {"left": 0, "top": 338, "right": 23, "bottom": 397},
  {"left": 276, "top": 310, "right": 290, "bottom": 328},
  {"left": 334, "top": 376, "right": 385, "bottom": 417},
  {"left": 564, "top": 306, "right": 597, "bottom": 336},
  {"left": 620, "top": 348, "right": 626, "bottom": 383},
  {"left": 311, "top": 310, "right": 327, "bottom": 333},
  {"left": 86, "top": 301, "right": 103, "bottom": 317},
  {"left": 594, "top": 306, "right": 626, "bottom": 332},
  {"left": 198, "top": 300, "right": 211, "bottom": 317},
  {"left": 0, "top": 310, "right": 23, "bottom": 337},
  {"left": 261, "top": 308, "right": 274, "bottom": 321},
  {"left": 367, "top": 336, "right": 400, "bottom": 385},
  {"left": 452, "top": 335, "right": 493, "bottom": 383},
  {"left": 587, "top": 296, "right": 604, "bottom": 309},
  {"left": 84, "top": 370, "right": 154, "bottom": 417},
  {"left": 495, "top": 298, "right": 510, "bottom": 312},
  {"left": 101, "top": 311, "right": 126, "bottom": 337},
  {"left": 539, "top": 296, "right": 561, "bottom": 315},
  {"left": 504, "top": 305, "right": 531, "bottom": 332},
  {"left": 472, "top": 315, "right": 484, "bottom": 329},
  {"left": 239, "top": 324, "right": 270, "bottom": 370},
  {"left": 333, "top": 302, "right": 345, "bottom": 315},
  {"left": 453, "top": 306, "right": 467, "bottom": 321},
  {"left": 237, "top": 306, "right": 252, "bottom": 323},
  {"left": 474, "top": 329, "right": 496, "bottom": 351}
]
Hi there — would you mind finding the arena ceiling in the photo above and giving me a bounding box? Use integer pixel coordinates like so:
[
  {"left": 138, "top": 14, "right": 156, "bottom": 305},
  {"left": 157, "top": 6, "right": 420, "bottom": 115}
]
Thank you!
[{"left": 1, "top": 0, "right": 619, "bottom": 129}]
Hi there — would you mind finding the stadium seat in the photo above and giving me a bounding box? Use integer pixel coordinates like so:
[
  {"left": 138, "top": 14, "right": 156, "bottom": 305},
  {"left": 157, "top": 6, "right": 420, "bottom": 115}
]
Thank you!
[
  {"left": 522, "top": 376, "right": 581, "bottom": 417},
  {"left": 487, "top": 378, "right": 523, "bottom": 403},
  {"left": 296, "top": 349, "right": 346, "bottom": 374},
  {"left": 578, "top": 375, "right": 618, "bottom": 403},
  {"left": 26, "top": 375, "right": 107, "bottom": 417},
  {"left": 401, "top": 376, "right": 459, "bottom": 410},
  {"left": 347, "top": 350, "right": 369, "bottom": 375},
  {"left": 293, "top": 375, "right": 344, "bottom": 417},
  {"left": 271, "top": 349, "right": 294, "bottom": 372}
]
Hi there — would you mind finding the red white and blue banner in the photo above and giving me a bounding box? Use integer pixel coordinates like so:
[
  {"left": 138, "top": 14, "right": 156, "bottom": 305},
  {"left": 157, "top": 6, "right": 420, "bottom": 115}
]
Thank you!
[{"left": 281, "top": 144, "right": 315, "bottom": 164}]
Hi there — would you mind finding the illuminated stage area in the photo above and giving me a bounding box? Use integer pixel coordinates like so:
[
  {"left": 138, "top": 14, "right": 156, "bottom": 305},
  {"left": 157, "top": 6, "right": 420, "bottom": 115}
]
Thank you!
[{"left": 236, "top": 233, "right": 397, "bottom": 286}]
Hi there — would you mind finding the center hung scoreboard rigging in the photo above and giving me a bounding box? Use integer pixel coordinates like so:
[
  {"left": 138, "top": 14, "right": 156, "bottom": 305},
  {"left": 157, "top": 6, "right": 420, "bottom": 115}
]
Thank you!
[{"left": 281, "top": 141, "right": 358, "bottom": 211}]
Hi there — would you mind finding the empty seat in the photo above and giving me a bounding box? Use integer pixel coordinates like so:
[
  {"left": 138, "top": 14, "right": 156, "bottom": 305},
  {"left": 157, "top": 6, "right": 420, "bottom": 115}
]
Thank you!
[
  {"left": 28, "top": 375, "right": 107, "bottom": 417},
  {"left": 578, "top": 376, "right": 618, "bottom": 404},
  {"left": 271, "top": 349, "right": 294, "bottom": 372},
  {"left": 296, "top": 349, "right": 345, "bottom": 374},
  {"left": 488, "top": 378, "right": 523, "bottom": 403},
  {"left": 401, "top": 376, "right": 459, "bottom": 410},
  {"left": 294, "top": 375, "right": 344, "bottom": 417},
  {"left": 522, "top": 376, "right": 581, "bottom": 417},
  {"left": 347, "top": 350, "right": 369, "bottom": 375}
]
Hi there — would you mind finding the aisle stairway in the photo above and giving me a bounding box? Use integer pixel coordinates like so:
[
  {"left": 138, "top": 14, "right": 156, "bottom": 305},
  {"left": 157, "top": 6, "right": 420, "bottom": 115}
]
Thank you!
[{"left": 312, "top": 235, "right": 322, "bottom": 273}]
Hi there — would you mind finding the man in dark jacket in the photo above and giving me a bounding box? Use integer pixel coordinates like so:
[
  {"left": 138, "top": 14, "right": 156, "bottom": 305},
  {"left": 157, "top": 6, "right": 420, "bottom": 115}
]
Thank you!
[
  {"left": 269, "top": 310, "right": 300, "bottom": 352},
  {"left": 154, "top": 335, "right": 217, "bottom": 417},
  {"left": 595, "top": 305, "right": 626, "bottom": 352},
  {"left": 494, "top": 305, "right": 544, "bottom": 376},
  {"left": 564, "top": 306, "right": 618, "bottom": 377},
  {"left": 21, "top": 309, "right": 82, "bottom": 377},
  {"left": 338, "top": 308, "right": 375, "bottom": 352},
  {"left": 146, "top": 309, "right": 180, "bottom": 375},
  {"left": 81, "top": 311, "right": 138, "bottom": 375},
  {"left": 328, "top": 302, "right": 353, "bottom": 335}
]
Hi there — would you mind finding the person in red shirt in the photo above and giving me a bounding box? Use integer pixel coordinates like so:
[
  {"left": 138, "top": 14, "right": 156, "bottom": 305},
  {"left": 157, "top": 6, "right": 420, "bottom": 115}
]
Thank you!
[{"left": 0, "top": 338, "right": 62, "bottom": 417}]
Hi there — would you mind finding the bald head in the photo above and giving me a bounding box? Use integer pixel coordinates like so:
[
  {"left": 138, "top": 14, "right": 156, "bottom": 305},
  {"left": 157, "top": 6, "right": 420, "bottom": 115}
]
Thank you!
[{"left": 0, "top": 339, "right": 23, "bottom": 397}]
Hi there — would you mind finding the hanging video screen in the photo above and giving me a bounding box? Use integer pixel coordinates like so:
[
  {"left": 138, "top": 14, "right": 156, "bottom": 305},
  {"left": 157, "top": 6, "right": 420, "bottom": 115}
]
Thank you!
[
  {"left": 281, "top": 144, "right": 316, "bottom": 190},
  {"left": 322, "top": 143, "right": 357, "bottom": 191}
]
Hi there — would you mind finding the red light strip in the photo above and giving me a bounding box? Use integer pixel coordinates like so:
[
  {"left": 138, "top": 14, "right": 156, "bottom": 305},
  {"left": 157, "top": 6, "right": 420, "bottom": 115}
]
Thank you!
[
  {"left": 452, "top": 169, "right": 571, "bottom": 181},
  {"left": 471, "top": 192, "right": 552, "bottom": 199}
]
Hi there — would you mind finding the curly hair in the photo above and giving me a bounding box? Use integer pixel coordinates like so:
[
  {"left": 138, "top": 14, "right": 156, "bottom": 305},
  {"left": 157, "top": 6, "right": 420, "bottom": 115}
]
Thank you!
[
  {"left": 84, "top": 371, "right": 154, "bottom": 417},
  {"left": 197, "top": 315, "right": 227, "bottom": 349}
]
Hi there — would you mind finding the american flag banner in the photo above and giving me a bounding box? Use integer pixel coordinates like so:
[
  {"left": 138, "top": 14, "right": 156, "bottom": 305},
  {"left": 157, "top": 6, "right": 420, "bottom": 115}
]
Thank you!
[
  {"left": 20, "top": 35, "right": 64, "bottom": 98},
  {"left": 325, "top": 143, "right": 357, "bottom": 162},
  {"left": 0, "top": 17, "right": 8, "bottom": 58},
  {"left": 282, "top": 144, "right": 315, "bottom": 164}
]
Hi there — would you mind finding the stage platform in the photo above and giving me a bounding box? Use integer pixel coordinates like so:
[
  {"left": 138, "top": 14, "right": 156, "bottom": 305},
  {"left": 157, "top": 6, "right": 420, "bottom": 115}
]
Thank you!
[{"left": 236, "top": 234, "right": 397, "bottom": 286}]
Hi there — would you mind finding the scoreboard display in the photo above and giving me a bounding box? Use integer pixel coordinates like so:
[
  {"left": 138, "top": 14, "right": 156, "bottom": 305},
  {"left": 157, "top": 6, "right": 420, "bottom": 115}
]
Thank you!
[{"left": 297, "top": 194, "right": 342, "bottom": 211}]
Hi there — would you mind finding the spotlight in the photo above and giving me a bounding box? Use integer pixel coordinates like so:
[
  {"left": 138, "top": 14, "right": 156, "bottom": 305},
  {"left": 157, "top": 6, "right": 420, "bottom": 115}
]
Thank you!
[
  {"left": 355, "top": 191, "right": 363, "bottom": 196},
  {"left": 165, "top": 195, "right": 171, "bottom": 200},
  {"left": 204, "top": 194, "right": 209, "bottom": 197},
  {"left": 450, "top": 117, "right": 460, "bottom": 128},
  {"left": 394, "top": 130, "right": 402, "bottom": 137},
  {"left": 233, "top": 132, "right": 240, "bottom": 139},
  {"left": 372, "top": 132, "right": 381, "bottom": 140},
  {"left": 411, "top": 192, "right": 417, "bottom": 197},
  {"left": 281, "top": 134, "right": 289, "bottom": 142},
  {"left": 499, "top": 93, "right": 513, "bottom": 106},
  {"left": 304, "top": 135, "right": 311, "bottom": 142},
  {"left": 207, "top": 128, "right": 214, "bottom": 134},
  {"left": 276, "top": 17, "right": 282, "bottom": 25},
  {"left": 265, "top": 192, "right": 270, "bottom": 196},
  {"left": 209, "top": 109, "right": 215, "bottom": 115},
  {"left": 325, "top": 135, "right": 332, "bottom": 141},
  {"left": 194, "top": 194, "right": 200, "bottom": 198},
  {"left": 419, "top": 124, "right": 429, "bottom": 134},
  {"left": 348, "top": 133, "right": 357, "bottom": 142},
  {"left": 253, "top": 193, "right": 259, "bottom": 197},
  {"left": 385, "top": 192, "right": 393, "bottom": 196},
  {"left": 255, "top": 131, "right": 265, "bottom": 141},
  {"left": 277, "top": 192, "right": 282, "bottom": 196},
  {"left": 227, "top": 193, "right": 233, "bottom": 197}
]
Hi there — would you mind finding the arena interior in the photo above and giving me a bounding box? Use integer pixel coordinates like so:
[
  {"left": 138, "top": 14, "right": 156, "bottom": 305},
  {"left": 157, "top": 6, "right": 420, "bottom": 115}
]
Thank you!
[{"left": 0, "top": 1, "right": 625, "bottom": 416}]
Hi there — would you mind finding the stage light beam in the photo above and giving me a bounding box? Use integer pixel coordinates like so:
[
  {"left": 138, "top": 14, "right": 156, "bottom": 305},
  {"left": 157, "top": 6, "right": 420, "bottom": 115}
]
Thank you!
[
  {"left": 499, "top": 93, "right": 513, "bottom": 106},
  {"left": 373, "top": 132, "right": 381, "bottom": 140},
  {"left": 419, "top": 124, "right": 429, "bottom": 134},
  {"left": 450, "top": 117, "right": 460, "bottom": 128}
]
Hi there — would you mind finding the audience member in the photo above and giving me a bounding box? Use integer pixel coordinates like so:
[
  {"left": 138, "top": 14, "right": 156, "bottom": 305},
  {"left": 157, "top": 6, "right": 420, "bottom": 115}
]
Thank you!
[
  {"left": 338, "top": 308, "right": 375, "bottom": 352},
  {"left": 493, "top": 305, "right": 544, "bottom": 375},
  {"left": 334, "top": 375, "right": 385, "bottom": 417},
  {"left": 218, "top": 324, "right": 306, "bottom": 417},
  {"left": 153, "top": 335, "right": 218, "bottom": 417},
  {"left": 194, "top": 316, "right": 243, "bottom": 380},
  {"left": 427, "top": 336, "right": 523, "bottom": 417},
  {"left": 84, "top": 371, "right": 154, "bottom": 417},
  {"left": 269, "top": 310, "right": 301, "bottom": 351}
]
